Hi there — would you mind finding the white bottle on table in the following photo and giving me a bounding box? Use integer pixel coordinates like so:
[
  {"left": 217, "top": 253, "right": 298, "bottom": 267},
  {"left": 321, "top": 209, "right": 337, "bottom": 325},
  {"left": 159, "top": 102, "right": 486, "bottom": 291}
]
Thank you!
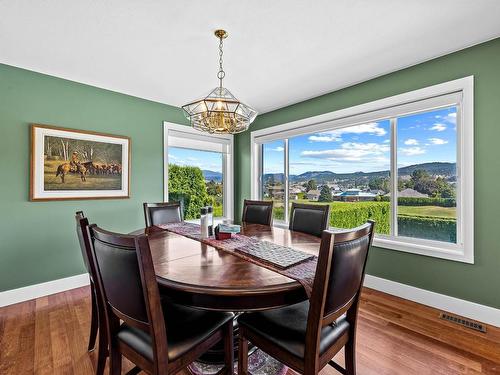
[{"left": 200, "top": 207, "right": 209, "bottom": 239}]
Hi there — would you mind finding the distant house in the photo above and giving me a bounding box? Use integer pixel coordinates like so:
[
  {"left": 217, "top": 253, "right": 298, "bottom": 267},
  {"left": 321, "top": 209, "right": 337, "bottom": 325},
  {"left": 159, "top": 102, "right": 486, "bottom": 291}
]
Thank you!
[
  {"left": 370, "top": 189, "right": 386, "bottom": 196},
  {"left": 265, "top": 185, "right": 285, "bottom": 199},
  {"left": 307, "top": 189, "right": 321, "bottom": 201},
  {"left": 337, "top": 188, "right": 377, "bottom": 202},
  {"left": 289, "top": 187, "right": 302, "bottom": 200},
  {"left": 398, "top": 188, "right": 428, "bottom": 198}
]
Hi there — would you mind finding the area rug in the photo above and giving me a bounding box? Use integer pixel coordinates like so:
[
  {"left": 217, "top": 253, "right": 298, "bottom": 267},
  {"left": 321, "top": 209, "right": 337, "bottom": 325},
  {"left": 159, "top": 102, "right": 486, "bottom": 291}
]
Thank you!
[{"left": 188, "top": 349, "right": 288, "bottom": 375}]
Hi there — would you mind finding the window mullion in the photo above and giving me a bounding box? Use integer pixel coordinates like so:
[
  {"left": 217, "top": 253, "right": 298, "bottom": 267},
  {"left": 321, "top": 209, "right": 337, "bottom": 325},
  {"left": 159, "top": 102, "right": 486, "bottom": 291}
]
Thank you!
[
  {"left": 390, "top": 118, "right": 398, "bottom": 237},
  {"left": 284, "top": 138, "right": 290, "bottom": 224}
]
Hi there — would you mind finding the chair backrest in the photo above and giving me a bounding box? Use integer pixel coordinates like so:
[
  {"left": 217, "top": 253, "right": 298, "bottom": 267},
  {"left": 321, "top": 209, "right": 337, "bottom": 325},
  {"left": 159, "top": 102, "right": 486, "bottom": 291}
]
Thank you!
[
  {"left": 75, "top": 211, "right": 92, "bottom": 274},
  {"left": 241, "top": 199, "right": 273, "bottom": 226},
  {"left": 289, "top": 203, "right": 330, "bottom": 237},
  {"left": 88, "top": 225, "right": 168, "bottom": 369},
  {"left": 144, "top": 202, "right": 183, "bottom": 227},
  {"left": 308, "top": 221, "right": 375, "bottom": 327}
]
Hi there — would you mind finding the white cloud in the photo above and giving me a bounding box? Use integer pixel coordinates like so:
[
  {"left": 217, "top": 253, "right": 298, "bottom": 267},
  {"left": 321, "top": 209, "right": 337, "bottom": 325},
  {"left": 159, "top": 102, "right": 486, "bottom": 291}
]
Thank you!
[
  {"left": 301, "top": 142, "right": 389, "bottom": 162},
  {"left": 428, "top": 137, "right": 448, "bottom": 145},
  {"left": 308, "top": 135, "right": 340, "bottom": 142},
  {"left": 271, "top": 146, "right": 284, "bottom": 152},
  {"left": 404, "top": 138, "right": 419, "bottom": 145},
  {"left": 436, "top": 112, "right": 457, "bottom": 123},
  {"left": 308, "top": 122, "right": 387, "bottom": 142},
  {"left": 399, "top": 147, "right": 426, "bottom": 156},
  {"left": 430, "top": 123, "right": 447, "bottom": 132}
]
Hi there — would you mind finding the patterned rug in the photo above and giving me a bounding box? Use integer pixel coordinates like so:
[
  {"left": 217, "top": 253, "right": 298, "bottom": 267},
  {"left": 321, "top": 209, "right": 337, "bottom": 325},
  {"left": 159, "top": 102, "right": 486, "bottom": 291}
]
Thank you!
[{"left": 188, "top": 349, "right": 288, "bottom": 375}]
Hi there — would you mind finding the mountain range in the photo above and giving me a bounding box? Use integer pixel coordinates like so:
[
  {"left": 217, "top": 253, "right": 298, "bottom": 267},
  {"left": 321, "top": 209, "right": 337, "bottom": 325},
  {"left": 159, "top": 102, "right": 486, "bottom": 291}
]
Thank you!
[
  {"left": 263, "top": 162, "right": 456, "bottom": 184},
  {"left": 202, "top": 169, "right": 223, "bottom": 182}
]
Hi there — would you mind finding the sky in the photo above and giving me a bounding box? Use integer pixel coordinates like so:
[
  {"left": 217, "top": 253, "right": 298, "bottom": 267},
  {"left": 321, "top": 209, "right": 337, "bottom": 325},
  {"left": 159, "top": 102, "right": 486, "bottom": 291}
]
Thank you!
[
  {"left": 263, "top": 106, "right": 457, "bottom": 175},
  {"left": 168, "top": 147, "right": 222, "bottom": 172}
]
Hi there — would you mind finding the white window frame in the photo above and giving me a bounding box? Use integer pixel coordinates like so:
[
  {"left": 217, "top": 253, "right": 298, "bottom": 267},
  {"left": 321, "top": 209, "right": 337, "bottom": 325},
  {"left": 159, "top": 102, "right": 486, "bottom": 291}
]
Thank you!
[
  {"left": 163, "top": 122, "right": 234, "bottom": 221},
  {"left": 251, "top": 77, "right": 474, "bottom": 263}
]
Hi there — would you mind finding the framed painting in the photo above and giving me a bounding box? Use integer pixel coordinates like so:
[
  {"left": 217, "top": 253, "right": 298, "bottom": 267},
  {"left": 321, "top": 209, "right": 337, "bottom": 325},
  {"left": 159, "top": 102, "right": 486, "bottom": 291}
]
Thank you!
[{"left": 30, "top": 124, "right": 131, "bottom": 201}]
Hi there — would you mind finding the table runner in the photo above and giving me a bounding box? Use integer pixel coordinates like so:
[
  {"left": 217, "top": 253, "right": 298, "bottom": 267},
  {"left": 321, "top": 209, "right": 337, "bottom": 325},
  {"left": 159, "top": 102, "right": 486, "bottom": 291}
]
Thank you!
[{"left": 155, "top": 222, "right": 317, "bottom": 298}]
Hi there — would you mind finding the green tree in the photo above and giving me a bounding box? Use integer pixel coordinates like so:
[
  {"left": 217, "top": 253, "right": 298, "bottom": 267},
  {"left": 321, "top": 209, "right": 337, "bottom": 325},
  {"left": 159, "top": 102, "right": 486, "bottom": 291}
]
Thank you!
[
  {"left": 369, "top": 177, "right": 390, "bottom": 193},
  {"left": 306, "top": 179, "right": 317, "bottom": 192},
  {"left": 206, "top": 180, "right": 222, "bottom": 197},
  {"left": 168, "top": 164, "right": 210, "bottom": 219},
  {"left": 318, "top": 185, "right": 332, "bottom": 202}
]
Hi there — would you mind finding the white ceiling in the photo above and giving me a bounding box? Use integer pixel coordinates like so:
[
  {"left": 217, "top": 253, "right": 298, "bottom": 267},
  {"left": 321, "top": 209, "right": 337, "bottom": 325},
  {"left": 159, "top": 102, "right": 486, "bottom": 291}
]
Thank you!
[{"left": 1, "top": 1, "right": 500, "bottom": 114}]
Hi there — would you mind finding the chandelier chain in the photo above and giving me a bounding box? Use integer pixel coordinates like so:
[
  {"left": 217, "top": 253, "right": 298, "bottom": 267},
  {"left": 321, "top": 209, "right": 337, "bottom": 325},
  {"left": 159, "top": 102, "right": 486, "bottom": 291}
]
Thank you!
[{"left": 217, "top": 36, "right": 225, "bottom": 88}]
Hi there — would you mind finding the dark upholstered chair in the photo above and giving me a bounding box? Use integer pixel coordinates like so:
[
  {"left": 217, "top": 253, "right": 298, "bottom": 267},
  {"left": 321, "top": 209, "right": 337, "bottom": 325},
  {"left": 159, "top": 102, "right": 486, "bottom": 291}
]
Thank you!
[
  {"left": 87, "top": 224, "right": 234, "bottom": 375},
  {"left": 238, "top": 221, "right": 375, "bottom": 375},
  {"left": 289, "top": 203, "right": 330, "bottom": 237},
  {"left": 75, "top": 212, "right": 107, "bottom": 375},
  {"left": 241, "top": 199, "right": 273, "bottom": 226},
  {"left": 143, "top": 202, "right": 183, "bottom": 227}
]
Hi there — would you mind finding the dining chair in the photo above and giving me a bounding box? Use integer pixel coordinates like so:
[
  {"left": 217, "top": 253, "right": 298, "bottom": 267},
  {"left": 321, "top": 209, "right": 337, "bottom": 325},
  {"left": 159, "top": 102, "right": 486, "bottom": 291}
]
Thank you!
[
  {"left": 241, "top": 199, "right": 274, "bottom": 226},
  {"left": 289, "top": 202, "right": 330, "bottom": 237},
  {"left": 238, "top": 221, "right": 376, "bottom": 375},
  {"left": 75, "top": 212, "right": 107, "bottom": 375},
  {"left": 143, "top": 202, "right": 183, "bottom": 227},
  {"left": 87, "top": 224, "right": 235, "bottom": 375}
]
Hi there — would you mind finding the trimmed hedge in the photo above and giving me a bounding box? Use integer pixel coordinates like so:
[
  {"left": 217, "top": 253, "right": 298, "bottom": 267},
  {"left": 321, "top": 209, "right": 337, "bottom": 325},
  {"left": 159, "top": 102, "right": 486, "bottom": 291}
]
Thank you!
[
  {"left": 380, "top": 196, "right": 456, "bottom": 207},
  {"left": 274, "top": 201, "right": 456, "bottom": 243},
  {"left": 398, "top": 214, "right": 456, "bottom": 243},
  {"left": 330, "top": 202, "right": 390, "bottom": 235}
]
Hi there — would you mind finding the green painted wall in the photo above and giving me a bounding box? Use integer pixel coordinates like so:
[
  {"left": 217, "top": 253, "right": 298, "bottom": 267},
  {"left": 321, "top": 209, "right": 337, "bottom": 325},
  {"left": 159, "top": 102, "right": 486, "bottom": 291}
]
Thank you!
[
  {"left": 234, "top": 38, "right": 500, "bottom": 309},
  {"left": 0, "top": 64, "right": 187, "bottom": 292}
]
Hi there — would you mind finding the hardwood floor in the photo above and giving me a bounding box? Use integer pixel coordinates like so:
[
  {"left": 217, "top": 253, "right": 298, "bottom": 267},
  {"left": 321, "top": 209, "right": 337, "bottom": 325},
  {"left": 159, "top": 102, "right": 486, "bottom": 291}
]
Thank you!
[{"left": 0, "top": 287, "right": 498, "bottom": 374}]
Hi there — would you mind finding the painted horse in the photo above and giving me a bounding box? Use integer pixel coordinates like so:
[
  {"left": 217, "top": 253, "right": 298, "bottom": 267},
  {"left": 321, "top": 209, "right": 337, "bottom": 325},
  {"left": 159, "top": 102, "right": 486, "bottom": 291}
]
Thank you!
[{"left": 55, "top": 163, "right": 87, "bottom": 183}]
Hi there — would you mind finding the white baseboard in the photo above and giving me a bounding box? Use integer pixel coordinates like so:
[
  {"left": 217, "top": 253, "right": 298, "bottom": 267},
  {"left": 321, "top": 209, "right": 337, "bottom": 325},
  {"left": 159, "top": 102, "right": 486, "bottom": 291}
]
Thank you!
[
  {"left": 0, "top": 273, "right": 89, "bottom": 307},
  {"left": 1, "top": 272, "right": 499, "bottom": 328},
  {"left": 364, "top": 274, "right": 500, "bottom": 328}
]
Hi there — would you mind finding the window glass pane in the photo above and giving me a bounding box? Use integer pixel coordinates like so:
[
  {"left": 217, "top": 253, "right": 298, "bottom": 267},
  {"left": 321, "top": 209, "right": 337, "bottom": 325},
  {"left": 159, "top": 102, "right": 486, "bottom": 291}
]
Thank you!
[
  {"left": 396, "top": 106, "right": 457, "bottom": 243},
  {"left": 168, "top": 147, "right": 224, "bottom": 219},
  {"left": 262, "top": 140, "right": 285, "bottom": 220},
  {"left": 288, "top": 120, "right": 391, "bottom": 234}
]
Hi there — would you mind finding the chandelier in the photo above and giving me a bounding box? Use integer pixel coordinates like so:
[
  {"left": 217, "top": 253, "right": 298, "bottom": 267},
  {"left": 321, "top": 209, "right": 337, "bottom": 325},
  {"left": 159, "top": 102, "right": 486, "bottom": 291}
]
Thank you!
[{"left": 182, "top": 29, "right": 258, "bottom": 134}]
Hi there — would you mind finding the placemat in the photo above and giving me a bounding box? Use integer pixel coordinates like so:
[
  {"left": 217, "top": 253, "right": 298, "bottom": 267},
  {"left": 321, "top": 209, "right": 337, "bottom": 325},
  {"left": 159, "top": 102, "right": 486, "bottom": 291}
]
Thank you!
[
  {"left": 155, "top": 222, "right": 317, "bottom": 298},
  {"left": 235, "top": 241, "right": 314, "bottom": 269}
]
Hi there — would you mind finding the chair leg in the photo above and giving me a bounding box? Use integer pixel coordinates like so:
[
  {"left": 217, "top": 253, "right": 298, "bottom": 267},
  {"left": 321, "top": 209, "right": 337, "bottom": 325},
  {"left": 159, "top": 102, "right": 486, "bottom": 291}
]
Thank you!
[
  {"left": 88, "top": 282, "right": 99, "bottom": 352},
  {"left": 95, "top": 323, "right": 108, "bottom": 375},
  {"left": 109, "top": 341, "right": 122, "bottom": 375},
  {"left": 237, "top": 332, "right": 248, "bottom": 375},
  {"left": 223, "top": 320, "right": 234, "bottom": 375},
  {"left": 344, "top": 338, "right": 356, "bottom": 375}
]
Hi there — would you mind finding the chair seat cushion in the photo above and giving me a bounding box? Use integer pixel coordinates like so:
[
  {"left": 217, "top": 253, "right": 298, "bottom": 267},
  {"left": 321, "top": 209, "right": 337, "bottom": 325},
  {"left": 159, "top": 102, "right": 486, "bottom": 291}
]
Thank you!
[
  {"left": 238, "top": 301, "right": 349, "bottom": 361},
  {"left": 117, "top": 301, "right": 233, "bottom": 362}
]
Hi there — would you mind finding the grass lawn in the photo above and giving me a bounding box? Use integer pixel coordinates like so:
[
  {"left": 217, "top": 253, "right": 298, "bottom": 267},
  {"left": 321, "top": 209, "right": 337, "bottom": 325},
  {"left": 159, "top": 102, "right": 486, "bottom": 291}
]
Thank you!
[{"left": 398, "top": 205, "right": 456, "bottom": 219}]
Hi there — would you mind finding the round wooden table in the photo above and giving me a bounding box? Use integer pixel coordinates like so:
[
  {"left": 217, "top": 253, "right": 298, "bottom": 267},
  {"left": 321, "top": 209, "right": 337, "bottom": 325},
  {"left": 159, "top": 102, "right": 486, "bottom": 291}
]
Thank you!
[{"left": 141, "top": 223, "right": 321, "bottom": 312}]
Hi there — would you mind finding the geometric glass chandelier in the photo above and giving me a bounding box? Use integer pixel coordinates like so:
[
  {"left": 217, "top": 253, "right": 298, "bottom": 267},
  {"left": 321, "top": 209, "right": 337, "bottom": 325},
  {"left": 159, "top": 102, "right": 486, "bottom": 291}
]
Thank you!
[{"left": 182, "top": 29, "right": 258, "bottom": 134}]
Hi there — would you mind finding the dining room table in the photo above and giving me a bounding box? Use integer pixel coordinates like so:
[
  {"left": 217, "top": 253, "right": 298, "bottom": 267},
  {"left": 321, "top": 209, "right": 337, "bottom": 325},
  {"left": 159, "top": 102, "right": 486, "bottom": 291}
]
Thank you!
[
  {"left": 133, "top": 223, "right": 322, "bottom": 312},
  {"left": 131, "top": 222, "right": 323, "bottom": 371}
]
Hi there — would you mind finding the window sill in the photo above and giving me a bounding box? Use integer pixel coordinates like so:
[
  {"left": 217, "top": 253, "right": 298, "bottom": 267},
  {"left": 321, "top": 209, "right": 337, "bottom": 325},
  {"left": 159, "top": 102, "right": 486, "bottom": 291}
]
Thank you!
[
  {"left": 185, "top": 218, "right": 232, "bottom": 226},
  {"left": 372, "top": 236, "right": 473, "bottom": 264}
]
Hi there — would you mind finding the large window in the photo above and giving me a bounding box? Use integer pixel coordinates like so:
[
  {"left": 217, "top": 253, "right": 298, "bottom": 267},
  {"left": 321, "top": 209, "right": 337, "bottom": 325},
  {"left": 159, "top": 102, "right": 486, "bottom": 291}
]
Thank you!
[
  {"left": 252, "top": 77, "right": 473, "bottom": 263},
  {"left": 164, "top": 122, "right": 233, "bottom": 221}
]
